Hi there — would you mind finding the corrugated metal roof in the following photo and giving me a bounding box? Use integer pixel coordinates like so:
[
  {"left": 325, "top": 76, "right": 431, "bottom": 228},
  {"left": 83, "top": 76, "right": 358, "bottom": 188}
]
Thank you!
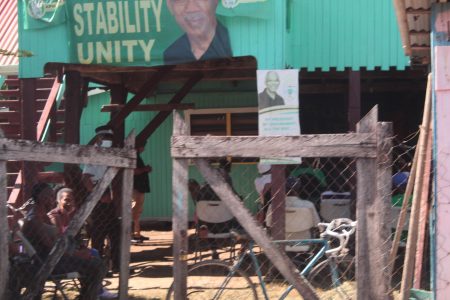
[
  {"left": 0, "top": 0, "right": 19, "bottom": 66},
  {"left": 394, "top": 0, "right": 446, "bottom": 65}
]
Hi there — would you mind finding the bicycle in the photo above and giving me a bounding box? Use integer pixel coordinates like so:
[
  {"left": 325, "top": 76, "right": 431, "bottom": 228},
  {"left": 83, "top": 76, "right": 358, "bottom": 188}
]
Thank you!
[{"left": 166, "top": 218, "right": 357, "bottom": 300}]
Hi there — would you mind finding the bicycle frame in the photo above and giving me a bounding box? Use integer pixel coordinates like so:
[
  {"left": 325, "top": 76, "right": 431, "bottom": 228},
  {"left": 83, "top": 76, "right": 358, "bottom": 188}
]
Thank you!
[{"left": 221, "top": 237, "right": 336, "bottom": 300}]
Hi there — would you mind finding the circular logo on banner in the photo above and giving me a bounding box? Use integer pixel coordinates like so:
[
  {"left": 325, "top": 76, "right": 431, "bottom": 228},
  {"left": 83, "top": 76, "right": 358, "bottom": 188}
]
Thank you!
[
  {"left": 222, "top": 0, "right": 239, "bottom": 9},
  {"left": 27, "top": 0, "right": 45, "bottom": 19}
]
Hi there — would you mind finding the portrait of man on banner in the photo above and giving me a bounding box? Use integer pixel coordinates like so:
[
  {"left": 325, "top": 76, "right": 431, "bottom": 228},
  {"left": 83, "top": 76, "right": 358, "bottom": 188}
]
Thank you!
[
  {"left": 164, "top": 0, "right": 233, "bottom": 65},
  {"left": 258, "top": 70, "right": 285, "bottom": 110},
  {"left": 257, "top": 69, "right": 301, "bottom": 164}
]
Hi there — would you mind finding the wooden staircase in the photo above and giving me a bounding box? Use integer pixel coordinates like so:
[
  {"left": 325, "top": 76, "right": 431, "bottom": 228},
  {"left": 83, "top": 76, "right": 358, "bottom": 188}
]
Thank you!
[{"left": 0, "top": 75, "right": 65, "bottom": 203}]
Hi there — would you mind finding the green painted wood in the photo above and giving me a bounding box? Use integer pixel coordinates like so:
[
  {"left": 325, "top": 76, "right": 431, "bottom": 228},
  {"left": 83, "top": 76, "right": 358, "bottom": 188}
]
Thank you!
[
  {"left": 79, "top": 90, "right": 257, "bottom": 220},
  {"left": 286, "top": 0, "right": 409, "bottom": 71},
  {"left": 18, "top": 0, "right": 408, "bottom": 78}
]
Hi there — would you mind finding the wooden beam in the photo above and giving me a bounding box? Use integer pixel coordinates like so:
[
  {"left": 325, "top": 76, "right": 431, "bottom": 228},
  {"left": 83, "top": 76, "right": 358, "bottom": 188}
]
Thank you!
[
  {"left": 348, "top": 70, "right": 361, "bottom": 132},
  {"left": 110, "top": 85, "right": 128, "bottom": 147},
  {"left": 64, "top": 72, "right": 82, "bottom": 145},
  {"left": 118, "top": 132, "right": 135, "bottom": 299},
  {"left": 414, "top": 129, "right": 432, "bottom": 289},
  {"left": 36, "top": 78, "right": 60, "bottom": 141},
  {"left": 171, "top": 133, "right": 377, "bottom": 158},
  {"left": 24, "top": 166, "right": 120, "bottom": 299},
  {"left": 20, "top": 78, "right": 38, "bottom": 204},
  {"left": 376, "top": 121, "right": 394, "bottom": 295},
  {"left": 172, "top": 112, "right": 189, "bottom": 300},
  {"left": 106, "top": 68, "right": 172, "bottom": 130},
  {"left": 400, "top": 73, "right": 432, "bottom": 300},
  {"left": 136, "top": 74, "right": 203, "bottom": 146},
  {"left": 0, "top": 138, "right": 136, "bottom": 168},
  {"left": 0, "top": 130, "right": 8, "bottom": 299},
  {"left": 270, "top": 165, "right": 286, "bottom": 240},
  {"left": 101, "top": 103, "right": 195, "bottom": 112},
  {"left": 195, "top": 159, "right": 319, "bottom": 300},
  {"left": 356, "top": 106, "right": 389, "bottom": 300}
]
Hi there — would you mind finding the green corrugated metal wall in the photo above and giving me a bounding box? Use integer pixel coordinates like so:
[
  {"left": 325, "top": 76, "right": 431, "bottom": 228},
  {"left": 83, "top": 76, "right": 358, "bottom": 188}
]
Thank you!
[
  {"left": 19, "top": 0, "right": 408, "bottom": 78},
  {"left": 81, "top": 87, "right": 259, "bottom": 220},
  {"left": 286, "top": 0, "right": 409, "bottom": 70}
]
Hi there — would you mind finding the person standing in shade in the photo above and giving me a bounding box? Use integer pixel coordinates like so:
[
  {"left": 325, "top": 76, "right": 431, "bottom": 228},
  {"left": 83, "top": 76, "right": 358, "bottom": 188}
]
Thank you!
[
  {"left": 164, "top": 0, "right": 232, "bottom": 65},
  {"left": 131, "top": 143, "right": 152, "bottom": 243},
  {"left": 258, "top": 71, "right": 285, "bottom": 110},
  {"left": 82, "top": 125, "right": 121, "bottom": 273}
]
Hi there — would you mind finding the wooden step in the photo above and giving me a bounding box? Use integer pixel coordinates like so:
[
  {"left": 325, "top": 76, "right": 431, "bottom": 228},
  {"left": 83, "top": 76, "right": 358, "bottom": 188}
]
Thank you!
[
  {"left": 0, "top": 100, "right": 20, "bottom": 110},
  {"left": 6, "top": 161, "right": 21, "bottom": 172},
  {"left": 36, "top": 77, "right": 56, "bottom": 88},
  {"left": 6, "top": 171, "right": 64, "bottom": 187},
  {"left": 0, "top": 89, "right": 20, "bottom": 98},
  {"left": 0, "top": 111, "right": 20, "bottom": 122},
  {"left": 4, "top": 78, "right": 20, "bottom": 88},
  {"left": 0, "top": 123, "right": 21, "bottom": 135},
  {"left": 3, "top": 77, "right": 55, "bottom": 90}
]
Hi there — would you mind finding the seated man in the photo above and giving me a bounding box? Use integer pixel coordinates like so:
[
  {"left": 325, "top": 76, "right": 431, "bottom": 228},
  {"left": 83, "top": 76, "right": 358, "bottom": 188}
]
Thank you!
[
  {"left": 48, "top": 188, "right": 76, "bottom": 234},
  {"left": 22, "top": 183, "right": 106, "bottom": 300},
  {"left": 48, "top": 187, "right": 117, "bottom": 299}
]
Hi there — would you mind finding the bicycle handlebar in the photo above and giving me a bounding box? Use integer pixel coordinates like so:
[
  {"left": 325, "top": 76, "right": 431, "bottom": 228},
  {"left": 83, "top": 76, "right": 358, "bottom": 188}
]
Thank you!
[{"left": 318, "top": 218, "right": 357, "bottom": 256}]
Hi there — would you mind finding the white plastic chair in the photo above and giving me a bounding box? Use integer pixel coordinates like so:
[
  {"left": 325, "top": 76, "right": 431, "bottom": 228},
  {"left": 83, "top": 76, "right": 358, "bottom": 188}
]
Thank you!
[
  {"left": 194, "top": 200, "right": 236, "bottom": 261},
  {"left": 266, "top": 205, "right": 318, "bottom": 252}
]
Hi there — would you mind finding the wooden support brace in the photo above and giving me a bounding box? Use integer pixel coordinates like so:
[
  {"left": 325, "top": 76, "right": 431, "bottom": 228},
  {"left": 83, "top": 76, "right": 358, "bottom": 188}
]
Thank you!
[
  {"left": 118, "top": 131, "right": 135, "bottom": 299},
  {"left": 136, "top": 74, "right": 203, "bottom": 146},
  {"left": 101, "top": 103, "right": 195, "bottom": 112},
  {"left": 172, "top": 112, "right": 189, "bottom": 300},
  {"left": 195, "top": 158, "right": 319, "bottom": 300},
  {"left": 0, "top": 129, "right": 8, "bottom": 299}
]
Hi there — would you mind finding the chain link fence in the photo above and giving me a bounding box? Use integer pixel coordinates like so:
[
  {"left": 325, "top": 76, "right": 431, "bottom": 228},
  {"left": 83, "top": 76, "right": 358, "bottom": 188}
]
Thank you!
[
  {"left": 3, "top": 136, "right": 135, "bottom": 299},
  {"left": 171, "top": 114, "right": 433, "bottom": 299}
]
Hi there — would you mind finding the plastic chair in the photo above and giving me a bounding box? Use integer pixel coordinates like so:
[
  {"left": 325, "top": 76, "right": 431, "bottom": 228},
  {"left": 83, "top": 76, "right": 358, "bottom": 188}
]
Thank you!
[
  {"left": 194, "top": 200, "right": 237, "bottom": 262},
  {"left": 266, "top": 204, "right": 319, "bottom": 252}
]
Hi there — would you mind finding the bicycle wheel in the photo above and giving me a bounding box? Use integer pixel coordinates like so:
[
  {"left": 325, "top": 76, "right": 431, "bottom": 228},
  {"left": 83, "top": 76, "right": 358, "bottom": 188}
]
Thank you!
[
  {"left": 166, "top": 260, "right": 258, "bottom": 300},
  {"left": 306, "top": 255, "right": 356, "bottom": 299}
]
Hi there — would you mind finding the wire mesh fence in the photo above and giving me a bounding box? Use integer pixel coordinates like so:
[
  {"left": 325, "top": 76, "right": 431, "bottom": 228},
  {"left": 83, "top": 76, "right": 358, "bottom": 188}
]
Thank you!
[
  {"left": 3, "top": 134, "right": 135, "bottom": 300},
  {"left": 2, "top": 126, "right": 434, "bottom": 299},
  {"left": 171, "top": 124, "right": 433, "bottom": 299},
  {"left": 184, "top": 157, "right": 357, "bottom": 299},
  {"left": 6, "top": 161, "right": 122, "bottom": 299}
]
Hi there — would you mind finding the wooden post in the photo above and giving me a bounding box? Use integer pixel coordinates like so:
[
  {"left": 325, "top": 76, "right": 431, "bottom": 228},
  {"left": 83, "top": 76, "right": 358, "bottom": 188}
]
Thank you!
[
  {"left": 389, "top": 145, "right": 418, "bottom": 270},
  {"left": 400, "top": 73, "right": 432, "bottom": 300},
  {"left": 64, "top": 72, "right": 82, "bottom": 145},
  {"left": 357, "top": 106, "right": 392, "bottom": 299},
  {"left": 195, "top": 159, "right": 319, "bottom": 300},
  {"left": 414, "top": 130, "right": 432, "bottom": 288},
  {"left": 348, "top": 70, "right": 361, "bottom": 132},
  {"left": 118, "top": 132, "right": 135, "bottom": 299},
  {"left": 377, "top": 121, "right": 394, "bottom": 293},
  {"left": 0, "top": 130, "right": 8, "bottom": 299},
  {"left": 110, "top": 85, "right": 127, "bottom": 147},
  {"left": 271, "top": 165, "right": 286, "bottom": 240},
  {"left": 20, "top": 78, "right": 38, "bottom": 204},
  {"left": 172, "top": 112, "right": 189, "bottom": 300}
]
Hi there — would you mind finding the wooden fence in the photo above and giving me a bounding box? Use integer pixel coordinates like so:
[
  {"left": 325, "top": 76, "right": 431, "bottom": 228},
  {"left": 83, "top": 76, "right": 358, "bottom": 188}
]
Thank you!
[
  {"left": 0, "top": 131, "right": 136, "bottom": 300},
  {"left": 171, "top": 106, "right": 393, "bottom": 299}
]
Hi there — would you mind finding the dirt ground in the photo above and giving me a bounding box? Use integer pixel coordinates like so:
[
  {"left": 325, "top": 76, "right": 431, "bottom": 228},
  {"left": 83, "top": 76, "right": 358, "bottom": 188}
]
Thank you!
[
  {"left": 39, "top": 225, "right": 366, "bottom": 300},
  {"left": 100, "top": 227, "right": 177, "bottom": 300}
]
